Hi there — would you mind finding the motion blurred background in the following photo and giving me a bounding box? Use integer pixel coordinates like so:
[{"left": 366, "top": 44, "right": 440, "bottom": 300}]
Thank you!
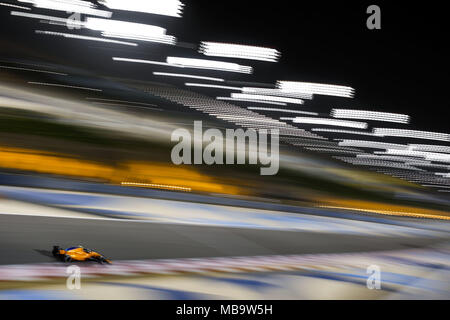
[{"left": 0, "top": 0, "right": 448, "bottom": 299}]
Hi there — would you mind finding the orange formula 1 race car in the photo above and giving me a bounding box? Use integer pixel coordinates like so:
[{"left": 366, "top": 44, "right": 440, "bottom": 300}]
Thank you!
[{"left": 52, "top": 245, "right": 112, "bottom": 264}]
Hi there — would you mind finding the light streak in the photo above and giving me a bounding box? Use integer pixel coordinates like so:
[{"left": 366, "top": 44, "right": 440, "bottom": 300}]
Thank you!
[
  {"left": 277, "top": 81, "right": 354, "bottom": 98},
  {"left": 291, "top": 117, "right": 368, "bottom": 129},
  {"left": 18, "top": 0, "right": 112, "bottom": 17},
  {"left": 241, "top": 87, "right": 313, "bottom": 99},
  {"left": 373, "top": 128, "right": 450, "bottom": 142},
  {"left": 28, "top": 82, "right": 102, "bottom": 91},
  {"left": 0, "top": 2, "right": 31, "bottom": 9},
  {"left": 331, "top": 109, "right": 410, "bottom": 124},
  {"left": 167, "top": 57, "right": 252, "bottom": 74},
  {"left": 153, "top": 72, "right": 225, "bottom": 82},
  {"left": 310, "top": 128, "right": 377, "bottom": 136},
  {"left": 231, "top": 93, "right": 304, "bottom": 105},
  {"left": 199, "top": 42, "right": 280, "bottom": 62},
  {"left": 408, "top": 144, "right": 450, "bottom": 154},
  {"left": 121, "top": 182, "right": 191, "bottom": 191},
  {"left": 185, "top": 83, "right": 242, "bottom": 90},
  {"left": 216, "top": 97, "right": 287, "bottom": 106},
  {"left": 99, "top": 0, "right": 184, "bottom": 17},
  {"left": 85, "top": 18, "right": 176, "bottom": 45},
  {"left": 113, "top": 57, "right": 252, "bottom": 74},
  {"left": 338, "top": 139, "right": 408, "bottom": 150},
  {"left": 247, "top": 107, "right": 318, "bottom": 116},
  {"left": 11, "top": 11, "right": 84, "bottom": 28},
  {"left": 0, "top": 64, "right": 67, "bottom": 75},
  {"left": 36, "top": 30, "right": 138, "bottom": 46}
]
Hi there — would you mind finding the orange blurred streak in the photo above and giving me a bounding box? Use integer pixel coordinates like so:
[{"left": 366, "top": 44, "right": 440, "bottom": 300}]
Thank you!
[
  {"left": 317, "top": 198, "right": 450, "bottom": 220},
  {"left": 0, "top": 146, "right": 114, "bottom": 180},
  {"left": 0, "top": 146, "right": 244, "bottom": 195}
]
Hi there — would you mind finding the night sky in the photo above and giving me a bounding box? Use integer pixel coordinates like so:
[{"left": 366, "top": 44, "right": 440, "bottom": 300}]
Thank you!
[
  {"left": 181, "top": 1, "right": 449, "bottom": 132},
  {"left": 0, "top": 1, "right": 448, "bottom": 133}
]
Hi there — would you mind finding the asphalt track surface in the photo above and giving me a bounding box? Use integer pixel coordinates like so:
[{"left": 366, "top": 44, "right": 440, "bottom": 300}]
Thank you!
[{"left": 0, "top": 214, "right": 447, "bottom": 265}]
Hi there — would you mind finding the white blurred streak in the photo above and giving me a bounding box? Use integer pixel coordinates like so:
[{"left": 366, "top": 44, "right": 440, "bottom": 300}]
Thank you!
[
  {"left": 0, "top": 2, "right": 31, "bottom": 9},
  {"left": 283, "top": 138, "right": 358, "bottom": 148},
  {"left": 247, "top": 107, "right": 318, "bottom": 116},
  {"left": 212, "top": 115, "right": 282, "bottom": 124},
  {"left": 11, "top": 11, "right": 84, "bottom": 28},
  {"left": 408, "top": 144, "right": 450, "bottom": 154},
  {"left": 166, "top": 57, "right": 252, "bottom": 74},
  {"left": 331, "top": 109, "right": 410, "bottom": 124},
  {"left": 424, "top": 185, "right": 450, "bottom": 189},
  {"left": 231, "top": 93, "right": 304, "bottom": 105},
  {"left": 114, "top": 57, "right": 252, "bottom": 74},
  {"left": 36, "top": 30, "right": 138, "bottom": 46},
  {"left": 89, "top": 102, "right": 162, "bottom": 112},
  {"left": 199, "top": 42, "right": 280, "bottom": 62},
  {"left": 18, "top": 0, "right": 112, "bottom": 17},
  {"left": 410, "top": 163, "right": 450, "bottom": 170},
  {"left": 376, "top": 149, "right": 450, "bottom": 163},
  {"left": 379, "top": 170, "right": 450, "bottom": 182},
  {"left": 99, "top": 0, "right": 184, "bottom": 17},
  {"left": 121, "top": 182, "right": 191, "bottom": 191},
  {"left": 150, "top": 87, "right": 321, "bottom": 138},
  {"left": 86, "top": 98, "right": 157, "bottom": 107},
  {"left": 311, "top": 128, "right": 378, "bottom": 136},
  {"left": 0, "top": 84, "right": 179, "bottom": 144},
  {"left": 28, "top": 81, "right": 102, "bottom": 92},
  {"left": 113, "top": 57, "right": 171, "bottom": 67},
  {"left": 291, "top": 117, "right": 368, "bottom": 129},
  {"left": 100, "top": 33, "right": 175, "bottom": 45},
  {"left": 277, "top": 81, "right": 355, "bottom": 98},
  {"left": 305, "top": 148, "right": 360, "bottom": 154},
  {"left": 373, "top": 128, "right": 450, "bottom": 142},
  {"left": 241, "top": 87, "right": 313, "bottom": 100},
  {"left": 356, "top": 154, "right": 431, "bottom": 164},
  {"left": 216, "top": 97, "right": 287, "bottom": 106},
  {"left": 153, "top": 72, "right": 225, "bottom": 82},
  {"left": 185, "top": 83, "right": 242, "bottom": 90},
  {"left": 435, "top": 173, "right": 450, "bottom": 178},
  {"left": 338, "top": 139, "right": 407, "bottom": 150},
  {"left": 85, "top": 18, "right": 176, "bottom": 45},
  {"left": 335, "top": 157, "right": 423, "bottom": 171},
  {"left": 0, "top": 64, "right": 67, "bottom": 75},
  {"left": 20, "top": 0, "right": 93, "bottom": 7}
]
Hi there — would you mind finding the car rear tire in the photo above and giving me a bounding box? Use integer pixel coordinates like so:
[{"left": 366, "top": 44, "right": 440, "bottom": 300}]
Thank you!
[{"left": 52, "top": 246, "right": 61, "bottom": 257}]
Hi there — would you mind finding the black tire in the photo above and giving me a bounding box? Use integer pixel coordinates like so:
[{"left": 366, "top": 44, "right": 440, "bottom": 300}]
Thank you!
[
  {"left": 97, "top": 257, "right": 111, "bottom": 265},
  {"left": 52, "top": 246, "right": 61, "bottom": 257},
  {"left": 64, "top": 255, "right": 72, "bottom": 263}
]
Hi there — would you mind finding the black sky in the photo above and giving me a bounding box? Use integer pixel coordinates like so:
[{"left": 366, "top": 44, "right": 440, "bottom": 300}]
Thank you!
[{"left": 180, "top": 1, "right": 449, "bottom": 132}]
